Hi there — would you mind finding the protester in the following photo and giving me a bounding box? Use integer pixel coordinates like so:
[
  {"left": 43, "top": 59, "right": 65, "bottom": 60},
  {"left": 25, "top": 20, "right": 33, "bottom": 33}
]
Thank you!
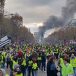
[
  {"left": 47, "top": 55, "right": 58, "bottom": 76},
  {"left": 70, "top": 53, "right": 76, "bottom": 76},
  {"left": 0, "top": 44, "right": 76, "bottom": 76},
  {"left": 63, "top": 56, "right": 74, "bottom": 76}
]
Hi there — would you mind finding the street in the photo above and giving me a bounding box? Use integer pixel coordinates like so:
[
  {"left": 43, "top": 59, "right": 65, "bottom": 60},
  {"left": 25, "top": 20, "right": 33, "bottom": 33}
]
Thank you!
[
  {"left": 38, "top": 70, "right": 60, "bottom": 76},
  {"left": 38, "top": 70, "right": 46, "bottom": 76}
]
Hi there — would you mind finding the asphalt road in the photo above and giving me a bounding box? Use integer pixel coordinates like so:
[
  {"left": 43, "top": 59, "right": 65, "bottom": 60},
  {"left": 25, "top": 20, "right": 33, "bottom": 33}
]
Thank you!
[
  {"left": 38, "top": 70, "right": 60, "bottom": 76},
  {"left": 38, "top": 70, "right": 47, "bottom": 76}
]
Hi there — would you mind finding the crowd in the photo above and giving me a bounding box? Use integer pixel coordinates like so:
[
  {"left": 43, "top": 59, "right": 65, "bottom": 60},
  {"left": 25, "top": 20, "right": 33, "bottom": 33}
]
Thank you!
[{"left": 0, "top": 44, "right": 76, "bottom": 76}]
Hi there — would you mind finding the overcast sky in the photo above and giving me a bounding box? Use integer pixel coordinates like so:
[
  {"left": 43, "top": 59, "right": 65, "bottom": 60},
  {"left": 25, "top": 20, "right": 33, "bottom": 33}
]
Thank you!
[{"left": 5, "top": 0, "right": 66, "bottom": 33}]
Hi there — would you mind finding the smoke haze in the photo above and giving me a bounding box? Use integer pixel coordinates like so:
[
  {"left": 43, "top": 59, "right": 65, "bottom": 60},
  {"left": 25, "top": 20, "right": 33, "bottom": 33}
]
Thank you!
[{"left": 39, "top": 0, "right": 76, "bottom": 37}]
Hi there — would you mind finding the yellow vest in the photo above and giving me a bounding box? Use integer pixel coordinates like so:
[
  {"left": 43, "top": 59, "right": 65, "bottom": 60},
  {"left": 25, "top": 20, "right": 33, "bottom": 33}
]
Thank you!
[
  {"left": 50, "top": 50, "right": 53, "bottom": 54},
  {"left": 60, "top": 58, "right": 64, "bottom": 67},
  {"left": 13, "top": 61, "right": 18, "bottom": 69},
  {"left": 54, "top": 49, "right": 58, "bottom": 54},
  {"left": 2, "top": 52, "right": 6, "bottom": 58},
  {"left": 16, "top": 73, "right": 23, "bottom": 76},
  {"left": 0, "top": 55, "right": 3, "bottom": 63},
  {"left": 66, "top": 64, "right": 74, "bottom": 76},
  {"left": 6, "top": 74, "right": 9, "bottom": 76},
  {"left": 70, "top": 58, "right": 76, "bottom": 67},
  {"left": 38, "top": 57, "right": 41, "bottom": 60},
  {"left": 22, "top": 59, "right": 26, "bottom": 66},
  {"left": 28, "top": 60, "right": 33, "bottom": 66},
  {"left": 61, "top": 63, "right": 74, "bottom": 76},
  {"left": 32, "top": 63, "right": 38, "bottom": 70},
  {"left": 59, "top": 58, "right": 67, "bottom": 76}
]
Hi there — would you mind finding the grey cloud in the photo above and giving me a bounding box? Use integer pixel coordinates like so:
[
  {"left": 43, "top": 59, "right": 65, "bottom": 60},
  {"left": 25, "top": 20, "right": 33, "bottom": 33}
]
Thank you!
[
  {"left": 15, "top": 0, "right": 55, "bottom": 6},
  {"left": 25, "top": 0, "right": 53, "bottom": 6},
  {"left": 5, "top": 0, "right": 66, "bottom": 23},
  {"left": 39, "top": 0, "right": 76, "bottom": 37}
]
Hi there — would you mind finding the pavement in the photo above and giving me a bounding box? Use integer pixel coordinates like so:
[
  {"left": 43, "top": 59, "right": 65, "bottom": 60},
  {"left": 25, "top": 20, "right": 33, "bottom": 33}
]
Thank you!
[
  {"left": 38, "top": 70, "right": 47, "bottom": 76},
  {"left": 38, "top": 70, "right": 60, "bottom": 76},
  {"left": 38, "top": 60, "right": 60, "bottom": 76}
]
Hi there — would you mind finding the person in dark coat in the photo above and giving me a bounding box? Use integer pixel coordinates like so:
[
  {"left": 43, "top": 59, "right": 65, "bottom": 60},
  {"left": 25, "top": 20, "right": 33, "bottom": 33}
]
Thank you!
[
  {"left": 47, "top": 55, "right": 58, "bottom": 76},
  {"left": 41, "top": 52, "right": 46, "bottom": 71}
]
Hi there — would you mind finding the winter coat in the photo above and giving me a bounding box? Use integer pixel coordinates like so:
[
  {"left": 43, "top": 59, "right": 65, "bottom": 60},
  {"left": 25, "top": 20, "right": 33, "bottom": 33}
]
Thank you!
[{"left": 47, "top": 61, "right": 58, "bottom": 76}]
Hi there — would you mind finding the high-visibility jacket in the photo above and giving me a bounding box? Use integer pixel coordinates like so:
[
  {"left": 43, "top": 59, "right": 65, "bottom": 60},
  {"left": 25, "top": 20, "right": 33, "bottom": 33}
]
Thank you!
[
  {"left": 53, "top": 49, "right": 58, "bottom": 54},
  {"left": 61, "top": 63, "right": 74, "bottom": 76},
  {"left": 62, "top": 66, "right": 67, "bottom": 76},
  {"left": 16, "top": 73, "right": 23, "bottom": 76},
  {"left": 6, "top": 74, "right": 9, "bottom": 76},
  {"left": 22, "top": 59, "right": 26, "bottom": 66},
  {"left": 65, "top": 64, "right": 74, "bottom": 76},
  {"left": 28, "top": 60, "right": 33, "bottom": 66},
  {"left": 10, "top": 56, "right": 13, "bottom": 61},
  {"left": 13, "top": 60, "right": 18, "bottom": 69},
  {"left": 70, "top": 58, "right": 76, "bottom": 68},
  {"left": 2, "top": 52, "right": 6, "bottom": 58},
  {"left": 46, "top": 49, "right": 49, "bottom": 56},
  {"left": 38, "top": 57, "right": 42, "bottom": 61},
  {"left": 60, "top": 58, "right": 64, "bottom": 67},
  {"left": 32, "top": 63, "right": 38, "bottom": 70},
  {"left": 60, "top": 58, "right": 66, "bottom": 76},
  {"left": 0, "top": 55, "right": 3, "bottom": 63},
  {"left": 46, "top": 52, "right": 49, "bottom": 56},
  {"left": 50, "top": 49, "right": 53, "bottom": 55},
  {"left": 60, "top": 58, "right": 74, "bottom": 76}
]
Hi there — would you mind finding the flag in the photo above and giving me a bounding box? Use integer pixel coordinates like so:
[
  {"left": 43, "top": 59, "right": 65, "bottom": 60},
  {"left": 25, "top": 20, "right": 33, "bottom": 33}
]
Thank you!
[{"left": 0, "top": 36, "right": 11, "bottom": 48}]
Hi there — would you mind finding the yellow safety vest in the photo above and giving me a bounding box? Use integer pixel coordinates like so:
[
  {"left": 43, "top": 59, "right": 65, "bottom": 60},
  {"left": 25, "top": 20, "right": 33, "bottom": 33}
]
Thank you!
[
  {"left": 0, "top": 55, "right": 3, "bottom": 63},
  {"left": 28, "top": 60, "right": 33, "bottom": 66},
  {"left": 10, "top": 56, "right": 13, "bottom": 61},
  {"left": 54, "top": 49, "right": 58, "bottom": 54},
  {"left": 6, "top": 74, "right": 9, "bottom": 76},
  {"left": 61, "top": 63, "right": 74, "bottom": 76},
  {"left": 60, "top": 58, "right": 64, "bottom": 67},
  {"left": 13, "top": 61, "right": 18, "bottom": 69},
  {"left": 59, "top": 58, "right": 67, "bottom": 76},
  {"left": 50, "top": 50, "right": 53, "bottom": 54},
  {"left": 22, "top": 59, "right": 26, "bottom": 66},
  {"left": 66, "top": 64, "right": 74, "bottom": 76},
  {"left": 16, "top": 73, "right": 23, "bottom": 76},
  {"left": 32, "top": 63, "right": 38, "bottom": 70},
  {"left": 70, "top": 58, "right": 76, "bottom": 67},
  {"left": 38, "top": 57, "right": 41, "bottom": 60},
  {"left": 2, "top": 52, "right": 6, "bottom": 58}
]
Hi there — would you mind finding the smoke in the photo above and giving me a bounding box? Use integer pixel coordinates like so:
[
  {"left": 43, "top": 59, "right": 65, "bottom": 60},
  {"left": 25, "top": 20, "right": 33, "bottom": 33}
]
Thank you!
[
  {"left": 39, "top": 0, "right": 76, "bottom": 37},
  {"left": 39, "top": 16, "right": 63, "bottom": 35},
  {"left": 62, "top": 0, "right": 76, "bottom": 24}
]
